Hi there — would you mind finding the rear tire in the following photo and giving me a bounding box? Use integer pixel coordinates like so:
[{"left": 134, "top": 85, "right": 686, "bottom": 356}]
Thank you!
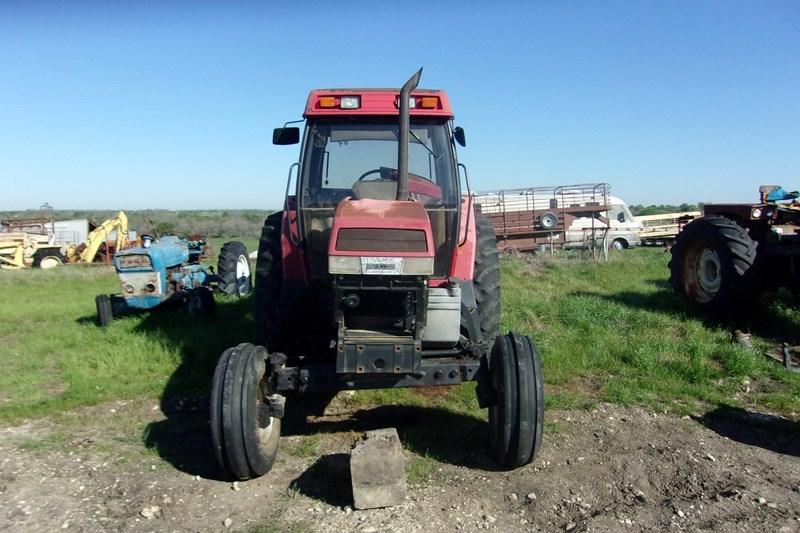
[
  {"left": 217, "top": 241, "right": 252, "bottom": 297},
  {"left": 96, "top": 294, "right": 113, "bottom": 327},
  {"left": 33, "top": 249, "right": 65, "bottom": 269},
  {"left": 254, "top": 212, "right": 284, "bottom": 349},
  {"left": 669, "top": 216, "right": 758, "bottom": 311},
  {"left": 473, "top": 213, "right": 501, "bottom": 343},
  {"left": 210, "top": 343, "right": 281, "bottom": 480},
  {"left": 488, "top": 332, "right": 544, "bottom": 468}
]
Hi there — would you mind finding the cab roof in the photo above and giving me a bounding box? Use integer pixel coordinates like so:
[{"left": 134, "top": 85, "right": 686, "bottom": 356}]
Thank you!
[{"left": 304, "top": 88, "right": 453, "bottom": 119}]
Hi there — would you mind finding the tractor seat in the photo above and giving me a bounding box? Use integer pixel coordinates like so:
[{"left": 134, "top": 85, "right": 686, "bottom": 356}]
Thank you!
[{"left": 351, "top": 179, "right": 398, "bottom": 201}]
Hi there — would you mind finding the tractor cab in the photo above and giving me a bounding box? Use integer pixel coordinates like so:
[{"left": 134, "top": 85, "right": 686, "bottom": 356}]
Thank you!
[{"left": 278, "top": 89, "right": 462, "bottom": 280}]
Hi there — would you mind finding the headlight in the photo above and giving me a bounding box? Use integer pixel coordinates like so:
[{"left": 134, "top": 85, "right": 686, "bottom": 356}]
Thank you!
[
  {"left": 752, "top": 208, "right": 762, "bottom": 218},
  {"left": 329, "top": 256, "right": 361, "bottom": 274}
]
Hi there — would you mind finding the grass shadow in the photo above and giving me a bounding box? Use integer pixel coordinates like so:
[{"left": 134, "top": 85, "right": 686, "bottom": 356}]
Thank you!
[
  {"left": 127, "top": 296, "right": 256, "bottom": 479},
  {"left": 694, "top": 405, "right": 800, "bottom": 457},
  {"left": 572, "top": 282, "right": 800, "bottom": 345}
]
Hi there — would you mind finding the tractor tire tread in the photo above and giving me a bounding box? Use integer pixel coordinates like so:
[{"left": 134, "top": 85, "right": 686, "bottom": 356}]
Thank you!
[
  {"left": 254, "top": 212, "right": 284, "bottom": 349},
  {"left": 473, "top": 213, "right": 501, "bottom": 342},
  {"left": 217, "top": 241, "right": 251, "bottom": 297},
  {"left": 669, "top": 216, "right": 758, "bottom": 311}
]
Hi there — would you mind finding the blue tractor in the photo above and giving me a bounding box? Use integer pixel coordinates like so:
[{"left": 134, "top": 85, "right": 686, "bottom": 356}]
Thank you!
[{"left": 95, "top": 236, "right": 252, "bottom": 326}]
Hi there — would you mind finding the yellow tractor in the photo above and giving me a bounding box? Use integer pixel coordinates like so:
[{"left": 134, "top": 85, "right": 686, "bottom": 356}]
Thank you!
[{"left": 0, "top": 211, "right": 130, "bottom": 269}]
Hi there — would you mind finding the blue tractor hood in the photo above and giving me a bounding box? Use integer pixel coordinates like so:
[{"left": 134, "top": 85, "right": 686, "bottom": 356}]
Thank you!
[{"left": 116, "top": 236, "right": 189, "bottom": 270}]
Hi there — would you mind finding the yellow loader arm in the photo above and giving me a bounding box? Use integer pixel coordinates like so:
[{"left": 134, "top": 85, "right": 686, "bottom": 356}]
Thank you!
[{"left": 78, "top": 211, "right": 129, "bottom": 264}]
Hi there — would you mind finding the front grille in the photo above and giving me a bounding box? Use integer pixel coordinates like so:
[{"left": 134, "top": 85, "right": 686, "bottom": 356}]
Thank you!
[
  {"left": 336, "top": 228, "right": 427, "bottom": 253},
  {"left": 117, "top": 254, "right": 151, "bottom": 269}
]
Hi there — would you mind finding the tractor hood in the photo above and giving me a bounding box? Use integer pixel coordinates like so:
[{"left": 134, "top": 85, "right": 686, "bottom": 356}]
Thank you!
[
  {"left": 327, "top": 198, "right": 435, "bottom": 276},
  {"left": 115, "top": 236, "right": 189, "bottom": 271}
]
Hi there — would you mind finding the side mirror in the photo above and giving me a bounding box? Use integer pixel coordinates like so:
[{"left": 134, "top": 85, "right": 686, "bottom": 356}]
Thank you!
[
  {"left": 273, "top": 127, "right": 300, "bottom": 145},
  {"left": 453, "top": 126, "right": 466, "bottom": 147}
]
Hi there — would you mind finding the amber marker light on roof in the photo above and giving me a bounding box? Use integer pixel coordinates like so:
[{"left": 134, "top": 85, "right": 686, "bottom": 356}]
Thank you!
[
  {"left": 318, "top": 96, "right": 336, "bottom": 108},
  {"left": 420, "top": 97, "right": 438, "bottom": 109}
]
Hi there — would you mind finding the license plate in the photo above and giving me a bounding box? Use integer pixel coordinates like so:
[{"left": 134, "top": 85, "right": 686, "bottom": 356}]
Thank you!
[{"left": 361, "top": 256, "right": 403, "bottom": 275}]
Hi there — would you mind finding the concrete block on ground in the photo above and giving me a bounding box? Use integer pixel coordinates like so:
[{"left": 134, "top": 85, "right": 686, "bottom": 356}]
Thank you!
[{"left": 350, "top": 427, "right": 407, "bottom": 509}]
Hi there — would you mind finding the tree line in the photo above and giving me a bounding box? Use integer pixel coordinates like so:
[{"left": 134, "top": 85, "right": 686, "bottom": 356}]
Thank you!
[
  {"left": 628, "top": 203, "right": 702, "bottom": 216},
  {"left": 0, "top": 209, "right": 275, "bottom": 239}
]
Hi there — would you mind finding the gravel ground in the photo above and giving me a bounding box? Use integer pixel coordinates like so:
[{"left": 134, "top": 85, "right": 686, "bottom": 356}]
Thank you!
[{"left": 1, "top": 399, "right": 799, "bottom": 532}]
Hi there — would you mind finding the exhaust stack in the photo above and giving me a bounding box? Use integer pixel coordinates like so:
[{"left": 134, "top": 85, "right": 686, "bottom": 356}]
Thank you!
[{"left": 397, "top": 68, "right": 423, "bottom": 201}]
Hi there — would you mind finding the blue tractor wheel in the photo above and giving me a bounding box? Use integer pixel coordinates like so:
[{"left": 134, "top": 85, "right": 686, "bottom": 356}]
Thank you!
[{"left": 218, "top": 241, "right": 252, "bottom": 297}]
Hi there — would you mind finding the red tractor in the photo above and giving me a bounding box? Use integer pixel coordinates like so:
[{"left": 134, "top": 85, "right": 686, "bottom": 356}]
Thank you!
[
  {"left": 670, "top": 185, "right": 800, "bottom": 310},
  {"left": 210, "top": 70, "right": 544, "bottom": 480}
]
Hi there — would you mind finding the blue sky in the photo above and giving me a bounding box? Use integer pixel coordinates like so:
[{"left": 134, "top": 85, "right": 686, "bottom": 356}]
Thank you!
[{"left": 1, "top": 1, "right": 798, "bottom": 210}]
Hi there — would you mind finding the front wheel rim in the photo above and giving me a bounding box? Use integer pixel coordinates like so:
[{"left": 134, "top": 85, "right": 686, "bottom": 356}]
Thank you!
[
  {"left": 40, "top": 257, "right": 61, "bottom": 269},
  {"left": 236, "top": 255, "right": 250, "bottom": 293},
  {"left": 685, "top": 244, "right": 722, "bottom": 303}
]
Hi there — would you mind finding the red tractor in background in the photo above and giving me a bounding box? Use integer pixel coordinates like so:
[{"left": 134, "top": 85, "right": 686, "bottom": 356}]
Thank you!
[
  {"left": 670, "top": 185, "right": 800, "bottom": 311},
  {"left": 210, "top": 69, "right": 544, "bottom": 480}
]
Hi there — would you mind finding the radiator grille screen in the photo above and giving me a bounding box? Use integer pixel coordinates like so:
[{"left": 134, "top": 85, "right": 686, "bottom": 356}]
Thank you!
[{"left": 336, "top": 228, "right": 427, "bottom": 253}]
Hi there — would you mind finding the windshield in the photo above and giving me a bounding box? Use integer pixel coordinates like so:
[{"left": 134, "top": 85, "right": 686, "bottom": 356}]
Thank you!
[
  {"left": 297, "top": 118, "right": 461, "bottom": 278},
  {"left": 299, "top": 119, "right": 459, "bottom": 208}
]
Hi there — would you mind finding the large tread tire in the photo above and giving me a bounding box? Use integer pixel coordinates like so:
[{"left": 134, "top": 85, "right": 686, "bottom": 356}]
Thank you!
[
  {"left": 96, "top": 294, "right": 113, "bottom": 327},
  {"left": 669, "top": 216, "right": 758, "bottom": 312},
  {"left": 217, "top": 241, "right": 252, "bottom": 297},
  {"left": 473, "top": 213, "right": 501, "bottom": 343},
  {"left": 489, "top": 332, "right": 544, "bottom": 469},
  {"left": 210, "top": 343, "right": 281, "bottom": 480},
  {"left": 254, "top": 213, "right": 284, "bottom": 350},
  {"left": 32, "top": 249, "right": 66, "bottom": 269}
]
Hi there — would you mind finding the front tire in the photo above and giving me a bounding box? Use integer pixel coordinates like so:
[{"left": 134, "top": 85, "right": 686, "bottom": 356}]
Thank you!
[
  {"left": 669, "top": 216, "right": 757, "bottom": 311},
  {"left": 611, "top": 238, "right": 628, "bottom": 250},
  {"left": 187, "top": 287, "right": 216, "bottom": 316},
  {"left": 96, "top": 294, "right": 113, "bottom": 327},
  {"left": 217, "top": 241, "right": 252, "bottom": 297},
  {"left": 210, "top": 343, "right": 281, "bottom": 480},
  {"left": 488, "top": 332, "right": 544, "bottom": 468}
]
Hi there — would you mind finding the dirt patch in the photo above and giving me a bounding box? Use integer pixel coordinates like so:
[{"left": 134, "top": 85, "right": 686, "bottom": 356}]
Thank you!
[{"left": 1, "top": 400, "right": 799, "bottom": 532}]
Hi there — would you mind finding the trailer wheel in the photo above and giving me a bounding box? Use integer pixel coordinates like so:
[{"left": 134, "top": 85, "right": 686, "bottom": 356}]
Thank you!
[
  {"left": 254, "top": 212, "right": 284, "bottom": 349},
  {"left": 33, "top": 249, "right": 66, "bottom": 269},
  {"left": 473, "top": 213, "right": 501, "bottom": 343},
  {"left": 488, "top": 332, "right": 544, "bottom": 468},
  {"left": 187, "top": 287, "right": 216, "bottom": 316},
  {"left": 669, "top": 216, "right": 757, "bottom": 311},
  {"left": 538, "top": 211, "right": 558, "bottom": 230},
  {"left": 211, "top": 343, "right": 281, "bottom": 480},
  {"left": 217, "top": 241, "right": 252, "bottom": 297},
  {"left": 96, "top": 294, "right": 113, "bottom": 327}
]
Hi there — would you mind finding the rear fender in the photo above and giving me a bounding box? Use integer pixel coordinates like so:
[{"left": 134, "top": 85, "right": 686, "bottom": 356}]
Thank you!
[
  {"left": 281, "top": 197, "right": 308, "bottom": 286},
  {"left": 449, "top": 196, "right": 476, "bottom": 280}
]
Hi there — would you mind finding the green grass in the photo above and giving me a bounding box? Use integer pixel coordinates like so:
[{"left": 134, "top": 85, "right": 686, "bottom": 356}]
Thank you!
[
  {"left": 501, "top": 248, "right": 800, "bottom": 414},
  {"left": 0, "top": 265, "right": 254, "bottom": 421},
  {"left": 1, "top": 248, "right": 799, "bottom": 425}
]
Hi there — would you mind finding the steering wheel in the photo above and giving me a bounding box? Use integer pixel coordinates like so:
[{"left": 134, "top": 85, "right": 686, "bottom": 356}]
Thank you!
[{"left": 357, "top": 168, "right": 390, "bottom": 181}]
